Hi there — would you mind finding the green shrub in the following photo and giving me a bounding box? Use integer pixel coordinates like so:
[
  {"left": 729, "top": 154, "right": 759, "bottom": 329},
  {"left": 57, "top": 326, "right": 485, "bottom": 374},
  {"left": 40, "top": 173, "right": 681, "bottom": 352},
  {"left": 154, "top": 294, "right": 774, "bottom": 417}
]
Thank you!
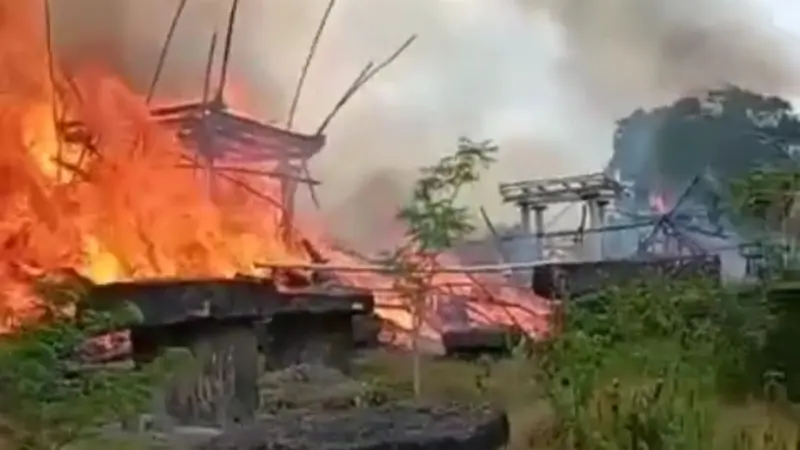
[
  {"left": 0, "top": 275, "right": 177, "bottom": 450},
  {"left": 536, "top": 277, "right": 773, "bottom": 450}
]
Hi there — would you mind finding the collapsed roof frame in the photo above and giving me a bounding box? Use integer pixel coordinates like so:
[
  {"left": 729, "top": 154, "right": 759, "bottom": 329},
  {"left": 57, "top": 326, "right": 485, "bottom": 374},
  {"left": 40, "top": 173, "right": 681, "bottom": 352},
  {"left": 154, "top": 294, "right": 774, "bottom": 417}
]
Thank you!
[
  {"left": 498, "top": 172, "right": 624, "bottom": 261},
  {"left": 145, "top": 0, "right": 415, "bottom": 244},
  {"left": 51, "top": 0, "right": 417, "bottom": 245},
  {"left": 499, "top": 172, "right": 623, "bottom": 207},
  {"left": 495, "top": 171, "right": 727, "bottom": 262}
]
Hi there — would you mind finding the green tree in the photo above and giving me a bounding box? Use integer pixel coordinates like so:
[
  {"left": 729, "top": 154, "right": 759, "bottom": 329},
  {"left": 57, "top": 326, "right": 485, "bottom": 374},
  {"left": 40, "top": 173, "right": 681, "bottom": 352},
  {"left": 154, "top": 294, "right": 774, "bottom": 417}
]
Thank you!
[
  {"left": 385, "top": 137, "right": 497, "bottom": 397},
  {"left": 0, "top": 274, "right": 176, "bottom": 450},
  {"left": 609, "top": 86, "right": 800, "bottom": 213},
  {"left": 611, "top": 85, "right": 800, "bottom": 185},
  {"left": 730, "top": 167, "right": 800, "bottom": 231},
  {"left": 610, "top": 85, "right": 800, "bottom": 273}
]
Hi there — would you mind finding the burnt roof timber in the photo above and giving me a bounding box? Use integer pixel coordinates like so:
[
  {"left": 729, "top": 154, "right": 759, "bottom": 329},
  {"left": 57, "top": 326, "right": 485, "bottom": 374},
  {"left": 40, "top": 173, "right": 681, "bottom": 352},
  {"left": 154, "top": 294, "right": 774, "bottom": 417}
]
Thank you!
[
  {"left": 175, "top": 163, "right": 321, "bottom": 185},
  {"left": 58, "top": 104, "right": 325, "bottom": 162},
  {"left": 174, "top": 127, "right": 317, "bottom": 160},
  {"left": 152, "top": 102, "right": 324, "bottom": 160},
  {"left": 499, "top": 172, "right": 622, "bottom": 206}
]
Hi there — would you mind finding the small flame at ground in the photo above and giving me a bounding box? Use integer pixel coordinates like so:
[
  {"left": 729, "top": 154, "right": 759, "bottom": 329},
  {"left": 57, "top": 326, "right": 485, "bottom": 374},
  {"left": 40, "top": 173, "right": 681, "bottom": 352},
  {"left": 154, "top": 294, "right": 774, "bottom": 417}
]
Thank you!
[{"left": 650, "top": 193, "right": 668, "bottom": 214}]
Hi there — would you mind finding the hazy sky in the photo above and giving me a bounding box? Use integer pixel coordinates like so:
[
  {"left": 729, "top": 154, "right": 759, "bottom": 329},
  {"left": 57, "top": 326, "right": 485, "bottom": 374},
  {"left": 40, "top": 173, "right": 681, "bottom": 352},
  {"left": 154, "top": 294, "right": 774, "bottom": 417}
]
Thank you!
[
  {"left": 749, "top": 0, "right": 800, "bottom": 107},
  {"left": 761, "top": 0, "right": 800, "bottom": 35},
  {"left": 247, "top": 0, "right": 800, "bottom": 233}
]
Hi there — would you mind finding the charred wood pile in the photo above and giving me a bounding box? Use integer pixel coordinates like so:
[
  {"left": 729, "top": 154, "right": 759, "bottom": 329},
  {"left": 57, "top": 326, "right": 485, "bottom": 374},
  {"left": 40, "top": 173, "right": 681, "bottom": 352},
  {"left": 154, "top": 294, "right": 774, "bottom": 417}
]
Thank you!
[
  {"left": 88, "top": 277, "right": 373, "bottom": 428},
  {"left": 197, "top": 403, "right": 509, "bottom": 450}
]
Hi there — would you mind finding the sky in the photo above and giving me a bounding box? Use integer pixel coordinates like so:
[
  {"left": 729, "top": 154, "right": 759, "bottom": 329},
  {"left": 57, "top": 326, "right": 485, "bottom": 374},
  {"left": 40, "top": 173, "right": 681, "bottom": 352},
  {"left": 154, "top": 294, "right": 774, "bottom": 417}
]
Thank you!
[
  {"left": 751, "top": 0, "right": 800, "bottom": 109},
  {"left": 761, "top": 0, "right": 800, "bottom": 36}
]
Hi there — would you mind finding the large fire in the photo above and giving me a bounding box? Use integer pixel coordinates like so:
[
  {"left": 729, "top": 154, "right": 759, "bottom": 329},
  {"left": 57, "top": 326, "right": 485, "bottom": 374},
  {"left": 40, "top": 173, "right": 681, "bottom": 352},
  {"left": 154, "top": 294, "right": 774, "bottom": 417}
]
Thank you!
[
  {"left": 0, "top": 2, "right": 554, "bottom": 347},
  {"left": 0, "top": 3, "right": 305, "bottom": 327}
]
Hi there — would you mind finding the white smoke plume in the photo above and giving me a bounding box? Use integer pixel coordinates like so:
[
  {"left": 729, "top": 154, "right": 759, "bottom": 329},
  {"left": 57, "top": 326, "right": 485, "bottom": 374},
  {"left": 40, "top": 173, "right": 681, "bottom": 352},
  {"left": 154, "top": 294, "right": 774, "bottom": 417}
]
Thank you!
[{"left": 49, "top": 0, "right": 798, "bottom": 251}]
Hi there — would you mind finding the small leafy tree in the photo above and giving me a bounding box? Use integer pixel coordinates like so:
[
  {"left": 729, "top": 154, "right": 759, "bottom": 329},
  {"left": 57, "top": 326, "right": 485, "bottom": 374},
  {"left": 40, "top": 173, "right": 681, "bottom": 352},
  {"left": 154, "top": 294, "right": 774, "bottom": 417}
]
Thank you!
[
  {"left": 385, "top": 137, "right": 497, "bottom": 397},
  {"left": 0, "top": 274, "right": 177, "bottom": 450}
]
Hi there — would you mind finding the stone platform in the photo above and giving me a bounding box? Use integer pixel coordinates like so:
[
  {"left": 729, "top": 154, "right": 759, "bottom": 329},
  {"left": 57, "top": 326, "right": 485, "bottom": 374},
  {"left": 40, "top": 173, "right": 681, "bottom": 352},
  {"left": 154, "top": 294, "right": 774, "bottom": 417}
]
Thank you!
[
  {"left": 87, "top": 278, "right": 373, "bottom": 428},
  {"left": 196, "top": 403, "right": 509, "bottom": 450}
]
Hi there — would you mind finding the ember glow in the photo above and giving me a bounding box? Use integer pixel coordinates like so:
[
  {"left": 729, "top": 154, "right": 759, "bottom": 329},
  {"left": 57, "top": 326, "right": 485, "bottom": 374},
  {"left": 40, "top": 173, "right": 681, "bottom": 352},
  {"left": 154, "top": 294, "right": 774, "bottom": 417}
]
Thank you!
[
  {"left": 650, "top": 192, "right": 668, "bottom": 214},
  {"left": 0, "top": 2, "right": 554, "bottom": 346}
]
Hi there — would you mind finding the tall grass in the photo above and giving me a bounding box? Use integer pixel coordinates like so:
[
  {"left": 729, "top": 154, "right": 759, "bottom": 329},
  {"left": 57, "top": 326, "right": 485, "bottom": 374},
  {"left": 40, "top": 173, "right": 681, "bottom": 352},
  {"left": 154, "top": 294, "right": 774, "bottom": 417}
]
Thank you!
[
  {"left": 355, "top": 276, "right": 800, "bottom": 449},
  {"left": 535, "top": 276, "right": 798, "bottom": 450}
]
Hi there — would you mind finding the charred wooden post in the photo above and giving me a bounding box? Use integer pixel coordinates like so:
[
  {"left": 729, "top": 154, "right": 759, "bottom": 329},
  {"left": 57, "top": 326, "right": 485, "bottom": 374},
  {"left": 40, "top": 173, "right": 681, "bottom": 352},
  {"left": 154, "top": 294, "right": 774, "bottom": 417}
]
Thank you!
[
  {"left": 151, "top": 102, "right": 324, "bottom": 242},
  {"left": 88, "top": 278, "right": 373, "bottom": 428},
  {"left": 533, "top": 205, "right": 547, "bottom": 259}
]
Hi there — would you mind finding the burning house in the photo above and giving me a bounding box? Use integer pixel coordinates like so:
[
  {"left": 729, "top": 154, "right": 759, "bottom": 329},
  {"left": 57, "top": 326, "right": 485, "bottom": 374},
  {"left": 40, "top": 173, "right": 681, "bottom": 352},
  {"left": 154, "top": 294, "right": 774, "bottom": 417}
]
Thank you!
[
  {"left": 0, "top": 0, "right": 556, "bottom": 432},
  {"left": 51, "top": 0, "right": 386, "bottom": 426}
]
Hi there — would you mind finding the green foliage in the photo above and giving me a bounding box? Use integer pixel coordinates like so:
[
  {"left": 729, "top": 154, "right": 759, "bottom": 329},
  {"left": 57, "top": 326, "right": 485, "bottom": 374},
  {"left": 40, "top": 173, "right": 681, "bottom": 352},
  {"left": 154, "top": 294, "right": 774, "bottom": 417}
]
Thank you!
[
  {"left": 755, "top": 283, "right": 800, "bottom": 402},
  {"left": 730, "top": 167, "right": 800, "bottom": 229},
  {"left": 610, "top": 86, "right": 800, "bottom": 214},
  {"left": 397, "top": 137, "right": 497, "bottom": 252},
  {"left": 537, "top": 277, "right": 773, "bottom": 450},
  {"left": 0, "top": 276, "right": 171, "bottom": 450}
]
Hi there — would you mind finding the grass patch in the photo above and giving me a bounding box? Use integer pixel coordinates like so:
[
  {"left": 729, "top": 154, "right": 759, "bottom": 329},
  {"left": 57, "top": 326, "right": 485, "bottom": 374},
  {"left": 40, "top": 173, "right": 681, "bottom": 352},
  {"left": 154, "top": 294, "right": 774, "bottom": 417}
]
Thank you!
[
  {"left": 352, "top": 350, "right": 800, "bottom": 450},
  {"left": 353, "top": 350, "right": 552, "bottom": 449}
]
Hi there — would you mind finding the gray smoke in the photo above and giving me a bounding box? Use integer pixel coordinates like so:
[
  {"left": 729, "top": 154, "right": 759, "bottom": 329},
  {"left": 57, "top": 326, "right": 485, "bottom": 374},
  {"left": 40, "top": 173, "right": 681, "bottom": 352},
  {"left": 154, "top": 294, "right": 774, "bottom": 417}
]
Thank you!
[
  {"left": 513, "top": 0, "right": 798, "bottom": 270},
  {"left": 516, "top": 0, "right": 800, "bottom": 117},
  {"left": 48, "top": 0, "right": 798, "bottom": 252}
]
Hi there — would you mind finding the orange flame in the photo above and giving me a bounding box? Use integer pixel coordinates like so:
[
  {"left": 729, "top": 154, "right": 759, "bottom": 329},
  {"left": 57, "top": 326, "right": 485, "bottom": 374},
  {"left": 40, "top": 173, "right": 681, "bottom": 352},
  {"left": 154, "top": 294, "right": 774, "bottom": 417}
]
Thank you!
[
  {"left": 0, "top": 2, "right": 556, "bottom": 346},
  {"left": 0, "top": 3, "right": 305, "bottom": 327}
]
